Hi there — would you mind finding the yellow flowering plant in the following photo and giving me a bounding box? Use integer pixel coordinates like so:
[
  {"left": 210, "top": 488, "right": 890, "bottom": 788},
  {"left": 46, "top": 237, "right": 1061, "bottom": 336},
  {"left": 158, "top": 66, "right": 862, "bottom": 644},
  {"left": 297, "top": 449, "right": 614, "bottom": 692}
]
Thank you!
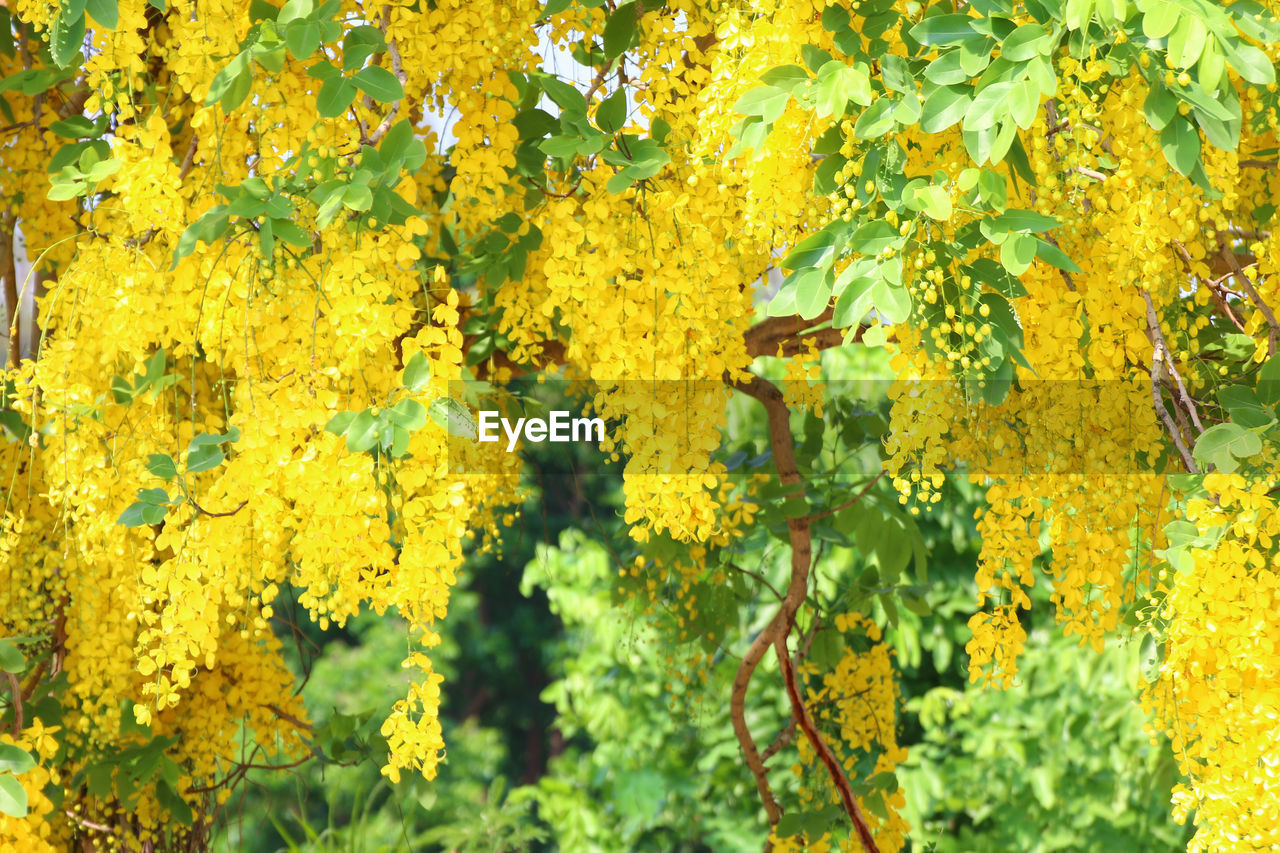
[{"left": 0, "top": 0, "right": 1278, "bottom": 850}]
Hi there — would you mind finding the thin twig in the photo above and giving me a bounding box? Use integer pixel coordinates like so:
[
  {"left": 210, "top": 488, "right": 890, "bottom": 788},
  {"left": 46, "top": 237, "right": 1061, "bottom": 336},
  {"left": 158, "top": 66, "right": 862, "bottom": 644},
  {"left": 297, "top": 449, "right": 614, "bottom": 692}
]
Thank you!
[
  {"left": 776, "top": 635, "right": 880, "bottom": 853},
  {"left": 266, "top": 703, "right": 311, "bottom": 731},
  {"left": 364, "top": 7, "right": 407, "bottom": 146},
  {"left": 1141, "top": 291, "right": 1204, "bottom": 434},
  {"left": 1142, "top": 292, "right": 1199, "bottom": 473},
  {"left": 1218, "top": 243, "right": 1279, "bottom": 357},
  {"left": 190, "top": 498, "right": 248, "bottom": 518},
  {"left": 804, "top": 471, "right": 884, "bottom": 523}
]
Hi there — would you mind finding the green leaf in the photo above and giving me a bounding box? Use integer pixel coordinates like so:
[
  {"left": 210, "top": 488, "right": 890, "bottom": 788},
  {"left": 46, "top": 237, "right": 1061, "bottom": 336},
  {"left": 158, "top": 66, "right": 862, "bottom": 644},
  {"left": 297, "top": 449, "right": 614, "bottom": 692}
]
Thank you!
[
  {"left": 341, "top": 25, "right": 386, "bottom": 71},
  {"left": 914, "top": 184, "right": 952, "bottom": 220},
  {"left": 783, "top": 228, "right": 839, "bottom": 270},
  {"left": 1167, "top": 14, "right": 1206, "bottom": 70},
  {"left": 50, "top": 3, "right": 87, "bottom": 68},
  {"left": 345, "top": 409, "right": 379, "bottom": 452},
  {"left": 156, "top": 779, "right": 193, "bottom": 826},
  {"left": 1144, "top": 81, "right": 1178, "bottom": 131},
  {"left": 387, "top": 399, "right": 427, "bottom": 431},
  {"left": 118, "top": 501, "right": 167, "bottom": 527},
  {"left": 285, "top": 19, "right": 322, "bottom": 59},
  {"left": 762, "top": 64, "right": 811, "bottom": 91},
  {"left": 0, "top": 774, "right": 27, "bottom": 818},
  {"left": 1256, "top": 354, "right": 1280, "bottom": 406},
  {"left": 539, "top": 136, "right": 580, "bottom": 158},
  {"left": 1001, "top": 23, "right": 1051, "bottom": 61},
  {"left": 910, "top": 13, "right": 981, "bottom": 45},
  {"left": 813, "top": 61, "right": 872, "bottom": 119},
  {"left": 872, "top": 275, "right": 911, "bottom": 324},
  {"left": 853, "top": 98, "right": 895, "bottom": 138},
  {"left": 273, "top": 219, "right": 312, "bottom": 249},
  {"left": 185, "top": 441, "right": 224, "bottom": 474},
  {"left": 1227, "top": 41, "right": 1275, "bottom": 85},
  {"left": 428, "top": 398, "right": 478, "bottom": 439},
  {"left": 791, "top": 268, "right": 832, "bottom": 320},
  {"left": 1140, "top": 0, "right": 1180, "bottom": 39},
  {"left": 833, "top": 268, "right": 875, "bottom": 327},
  {"left": 849, "top": 220, "right": 900, "bottom": 255},
  {"left": 277, "top": 0, "right": 313, "bottom": 24},
  {"left": 0, "top": 745, "right": 34, "bottom": 775},
  {"left": 206, "top": 52, "right": 249, "bottom": 106},
  {"left": 85, "top": 0, "right": 118, "bottom": 28},
  {"left": 258, "top": 216, "right": 275, "bottom": 258},
  {"left": 0, "top": 640, "right": 25, "bottom": 674},
  {"left": 801, "top": 44, "right": 834, "bottom": 74},
  {"left": 49, "top": 115, "right": 97, "bottom": 138},
  {"left": 145, "top": 454, "right": 178, "bottom": 481},
  {"left": 47, "top": 177, "right": 85, "bottom": 202},
  {"left": 734, "top": 85, "right": 789, "bottom": 124},
  {"left": 1007, "top": 78, "right": 1039, "bottom": 129},
  {"left": 920, "top": 83, "right": 970, "bottom": 133},
  {"left": 353, "top": 66, "right": 403, "bottom": 102},
  {"left": 1193, "top": 422, "right": 1263, "bottom": 473},
  {"left": 984, "top": 209, "right": 1060, "bottom": 234},
  {"left": 775, "top": 812, "right": 805, "bottom": 838},
  {"left": 1000, "top": 231, "right": 1037, "bottom": 275},
  {"left": 964, "top": 81, "right": 1016, "bottom": 132},
  {"left": 317, "top": 76, "right": 357, "bottom": 117},
  {"left": 596, "top": 88, "right": 627, "bottom": 133},
  {"left": 342, "top": 183, "right": 373, "bottom": 211},
  {"left": 402, "top": 351, "right": 431, "bottom": 391},
  {"left": 602, "top": 1, "right": 638, "bottom": 59},
  {"left": 1160, "top": 116, "right": 1200, "bottom": 177},
  {"left": 1034, "top": 238, "right": 1082, "bottom": 272},
  {"left": 540, "top": 75, "right": 586, "bottom": 113}
]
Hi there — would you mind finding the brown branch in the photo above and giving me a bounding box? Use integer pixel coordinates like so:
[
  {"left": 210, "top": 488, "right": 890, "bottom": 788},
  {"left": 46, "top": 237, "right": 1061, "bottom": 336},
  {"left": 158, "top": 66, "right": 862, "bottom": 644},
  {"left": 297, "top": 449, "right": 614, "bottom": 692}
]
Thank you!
[
  {"left": 20, "top": 659, "right": 46, "bottom": 701},
  {"left": 776, "top": 636, "right": 880, "bottom": 853},
  {"left": 724, "top": 372, "right": 794, "bottom": 828},
  {"left": 1142, "top": 292, "right": 1198, "bottom": 473},
  {"left": 744, "top": 307, "right": 834, "bottom": 358},
  {"left": 190, "top": 498, "right": 248, "bottom": 519},
  {"left": 726, "top": 371, "right": 879, "bottom": 850},
  {"left": 178, "top": 133, "right": 199, "bottom": 180},
  {"left": 1218, "top": 242, "right": 1279, "bottom": 357},
  {"left": 1141, "top": 291, "right": 1204, "bottom": 434},
  {"left": 727, "top": 562, "right": 784, "bottom": 603},
  {"left": 4, "top": 672, "right": 22, "bottom": 736},
  {"left": 266, "top": 703, "right": 312, "bottom": 732},
  {"left": 1239, "top": 159, "right": 1278, "bottom": 169},
  {"left": 1, "top": 213, "right": 17, "bottom": 368}
]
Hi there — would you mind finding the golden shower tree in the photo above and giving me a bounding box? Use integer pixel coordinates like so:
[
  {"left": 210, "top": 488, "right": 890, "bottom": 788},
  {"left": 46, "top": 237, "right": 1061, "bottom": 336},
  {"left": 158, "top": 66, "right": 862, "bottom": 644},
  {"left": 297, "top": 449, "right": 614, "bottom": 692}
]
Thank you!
[{"left": 0, "top": 0, "right": 1279, "bottom": 850}]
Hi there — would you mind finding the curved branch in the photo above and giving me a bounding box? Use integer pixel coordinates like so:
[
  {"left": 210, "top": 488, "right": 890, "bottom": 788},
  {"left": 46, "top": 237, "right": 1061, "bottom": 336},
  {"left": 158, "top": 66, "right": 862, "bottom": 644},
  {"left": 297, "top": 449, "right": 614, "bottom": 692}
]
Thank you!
[
  {"left": 776, "top": 636, "right": 880, "bottom": 853},
  {"left": 726, "top": 370, "right": 881, "bottom": 850}
]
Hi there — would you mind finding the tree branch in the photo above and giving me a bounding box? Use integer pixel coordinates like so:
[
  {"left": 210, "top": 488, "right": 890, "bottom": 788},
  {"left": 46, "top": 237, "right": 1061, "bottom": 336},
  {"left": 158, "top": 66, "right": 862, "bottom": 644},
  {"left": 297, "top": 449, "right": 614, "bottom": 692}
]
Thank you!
[
  {"left": 1142, "top": 292, "right": 1199, "bottom": 473},
  {"left": 4, "top": 671, "right": 22, "bottom": 736},
  {"left": 1, "top": 214, "right": 17, "bottom": 368},
  {"left": 727, "top": 370, "right": 881, "bottom": 851},
  {"left": 1218, "top": 242, "right": 1279, "bottom": 357},
  {"left": 776, "top": 635, "right": 880, "bottom": 853}
]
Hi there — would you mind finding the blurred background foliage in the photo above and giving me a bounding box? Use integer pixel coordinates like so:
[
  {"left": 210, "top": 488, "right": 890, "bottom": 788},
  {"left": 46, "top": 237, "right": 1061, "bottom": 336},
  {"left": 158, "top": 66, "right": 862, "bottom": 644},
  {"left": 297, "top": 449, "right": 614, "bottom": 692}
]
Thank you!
[{"left": 210, "top": 355, "right": 1191, "bottom": 852}]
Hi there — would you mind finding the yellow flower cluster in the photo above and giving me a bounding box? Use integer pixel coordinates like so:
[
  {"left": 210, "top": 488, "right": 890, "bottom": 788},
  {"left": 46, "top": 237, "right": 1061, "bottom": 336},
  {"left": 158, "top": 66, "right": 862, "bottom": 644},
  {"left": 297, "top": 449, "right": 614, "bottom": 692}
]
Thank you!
[{"left": 1145, "top": 473, "right": 1280, "bottom": 851}]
